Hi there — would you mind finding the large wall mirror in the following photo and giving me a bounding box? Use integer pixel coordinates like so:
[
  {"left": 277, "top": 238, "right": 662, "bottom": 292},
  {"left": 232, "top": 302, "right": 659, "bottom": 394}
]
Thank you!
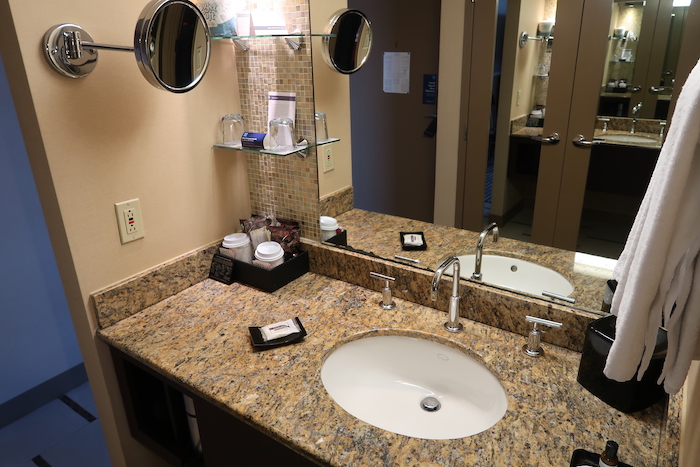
[{"left": 311, "top": 0, "right": 700, "bottom": 318}]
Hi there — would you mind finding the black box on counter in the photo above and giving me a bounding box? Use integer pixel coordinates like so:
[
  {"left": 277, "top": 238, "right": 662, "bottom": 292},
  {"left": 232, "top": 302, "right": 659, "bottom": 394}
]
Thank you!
[
  {"left": 325, "top": 230, "right": 347, "bottom": 246},
  {"left": 231, "top": 250, "right": 310, "bottom": 293}
]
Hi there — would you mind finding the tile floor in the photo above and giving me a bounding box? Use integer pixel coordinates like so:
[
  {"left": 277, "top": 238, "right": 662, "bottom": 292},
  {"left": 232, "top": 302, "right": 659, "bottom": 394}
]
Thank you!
[{"left": 0, "top": 382, "right": 112, "bottom": 467}]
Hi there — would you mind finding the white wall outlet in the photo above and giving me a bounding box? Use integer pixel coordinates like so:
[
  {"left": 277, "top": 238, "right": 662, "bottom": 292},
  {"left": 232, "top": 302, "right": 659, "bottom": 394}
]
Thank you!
[
  {"left": 322, "top": 146, "right": 335, "bottom": 173},
  {"left": 115, "top": 198, "right": 144, "bottom": 244}
]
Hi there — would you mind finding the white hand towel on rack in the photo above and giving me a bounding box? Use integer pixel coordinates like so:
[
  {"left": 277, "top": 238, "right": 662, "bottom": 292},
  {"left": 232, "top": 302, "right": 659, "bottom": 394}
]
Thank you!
[{"left": 604, "top": 58, "right": 700, "bottom": 394}]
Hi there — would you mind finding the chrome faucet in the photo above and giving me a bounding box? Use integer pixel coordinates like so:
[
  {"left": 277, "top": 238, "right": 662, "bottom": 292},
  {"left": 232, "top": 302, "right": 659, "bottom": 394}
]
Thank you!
[
  {"left": 431, "top": 256, "right": 463, "bottom": 332},
  {"left": 472, "top": 222, "right": 499, "bottom": 280},
  {"left": 630, "top": 102, "right": 643, "bottom": 134}
]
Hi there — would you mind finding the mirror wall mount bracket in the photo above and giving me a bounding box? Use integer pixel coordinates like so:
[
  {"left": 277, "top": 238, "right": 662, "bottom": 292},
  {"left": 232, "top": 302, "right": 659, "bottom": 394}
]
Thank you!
[
  {"left": 519, "top": 32, "right": 553, "bottom": 48},
  {"left": 519, "top": 31, "right": 542, "bottom": 48},
  {"left": 42, "top": 0, "right": 211, "bottom": 93},
  {"left": 43, "top": 24, "right": 112, "bottom": 78}
]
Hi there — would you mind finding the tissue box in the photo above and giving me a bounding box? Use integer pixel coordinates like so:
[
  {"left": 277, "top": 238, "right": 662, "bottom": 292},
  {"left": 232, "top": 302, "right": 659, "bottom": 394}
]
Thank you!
[
  {"left": 576, "top": 315, "right": 667, "bottom": 413},
  {"left": 233, "top": 250, "right": 309, "bottom": 292},
  {"left": 325, "top": 230, "right": 347, "bottom": 246}
]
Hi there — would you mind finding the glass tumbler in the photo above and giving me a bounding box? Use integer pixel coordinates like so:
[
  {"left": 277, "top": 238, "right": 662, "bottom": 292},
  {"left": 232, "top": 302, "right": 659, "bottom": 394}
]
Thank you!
[
  {"left": 315, "top": 112, "right": 328, "bottom": 142},
  {"left": 221, "top": 114, "right": 245, "bottom": 147},
  {"left": 269, "top": 117, "right": 296, "bottom": 149}
]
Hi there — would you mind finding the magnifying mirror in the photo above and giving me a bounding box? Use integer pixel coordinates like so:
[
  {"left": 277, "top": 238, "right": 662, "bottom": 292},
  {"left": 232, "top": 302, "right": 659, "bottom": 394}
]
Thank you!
[
  {"left": 322, "top": 9, "right": 372, "bottom": 74},
  {"left": 43, "top": 0, "right": 210, "bottom": 93}
]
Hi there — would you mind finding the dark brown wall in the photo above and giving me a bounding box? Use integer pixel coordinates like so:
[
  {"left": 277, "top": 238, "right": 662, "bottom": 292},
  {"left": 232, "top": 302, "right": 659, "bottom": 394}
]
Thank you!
[{"left": 349, "top": 0, "right": 441, "bottom": 222}]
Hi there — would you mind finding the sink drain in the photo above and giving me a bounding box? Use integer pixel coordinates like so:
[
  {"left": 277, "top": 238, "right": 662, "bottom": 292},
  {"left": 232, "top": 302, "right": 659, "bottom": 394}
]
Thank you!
[{"left": 420, "top": 396, "right": 441, "bottom": 412}]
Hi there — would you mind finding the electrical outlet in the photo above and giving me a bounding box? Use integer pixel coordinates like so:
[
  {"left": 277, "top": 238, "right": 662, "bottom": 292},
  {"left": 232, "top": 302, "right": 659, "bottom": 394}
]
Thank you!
[
  {"left": 115, "top": 198, "right": 144, "bottom": 244},
  {"left": 323, "top": 146, "right": 335, "bottom": 173}
]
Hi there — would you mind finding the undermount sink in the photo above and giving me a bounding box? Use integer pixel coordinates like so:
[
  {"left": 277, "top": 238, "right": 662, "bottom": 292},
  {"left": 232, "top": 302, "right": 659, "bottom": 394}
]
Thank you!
[
  {"left": 321, "top": 334, "right": 507, "bottom": 440},
  {"left": 456, "top": 254, "right": 574, "bottom": 297},
  {"left": 599, "top": 134, "right": 658, "bottom": 144}
]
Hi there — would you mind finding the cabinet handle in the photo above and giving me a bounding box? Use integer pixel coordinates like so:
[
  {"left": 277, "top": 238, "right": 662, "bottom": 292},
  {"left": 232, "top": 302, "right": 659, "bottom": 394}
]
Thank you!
[
  {"left": 531, "top": 132, "right": 560, "bottom": 144},
  {"left": 572, "top": 134, "right": 601, "bottom": 147}
]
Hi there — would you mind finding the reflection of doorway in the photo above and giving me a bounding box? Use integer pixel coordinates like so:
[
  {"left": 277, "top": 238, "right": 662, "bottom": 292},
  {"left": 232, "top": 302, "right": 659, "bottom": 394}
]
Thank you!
[
  {"left": 477, "top": 0, "right": 697, "bottom": 258},
  {"left": 348, "top": 0, "right": 441, "bottom": 223}
]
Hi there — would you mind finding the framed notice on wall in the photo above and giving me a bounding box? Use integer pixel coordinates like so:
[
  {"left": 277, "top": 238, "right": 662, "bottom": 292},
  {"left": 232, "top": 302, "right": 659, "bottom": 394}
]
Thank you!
[{"left": 383, "top": 52, "right": 410, "bottom": 94}]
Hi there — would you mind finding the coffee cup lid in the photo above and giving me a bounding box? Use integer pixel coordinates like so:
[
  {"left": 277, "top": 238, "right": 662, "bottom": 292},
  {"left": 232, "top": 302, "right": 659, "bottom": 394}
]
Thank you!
[
  {"left": 320, "top": 216, "right": 339, "bottom": 230},
  {"left": 223, "top": 233, "right": 250, "bottom": 248},
  {"left": 255, "top": 241, "right": 284, "bottom": 261}
]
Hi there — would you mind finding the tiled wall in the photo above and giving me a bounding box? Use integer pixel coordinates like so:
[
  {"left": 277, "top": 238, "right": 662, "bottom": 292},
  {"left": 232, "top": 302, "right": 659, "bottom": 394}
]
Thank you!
[{"left": 235, "top": 0, "right": 321, "bottom": 240}]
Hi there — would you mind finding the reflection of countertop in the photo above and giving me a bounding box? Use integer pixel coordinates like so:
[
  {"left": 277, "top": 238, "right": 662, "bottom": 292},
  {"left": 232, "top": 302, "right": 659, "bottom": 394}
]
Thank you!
[
  {"left": 511, "top": 126, "right": 543, "bottom": 138},
  {"left": 97, "top": 272, "right": 680, "bottom": 466},
  {"left": 333, "top": 209, "right": 612, "bottom": 315},
  {"left": 593, "top": 129, "right": 663, "bottom": 149}
]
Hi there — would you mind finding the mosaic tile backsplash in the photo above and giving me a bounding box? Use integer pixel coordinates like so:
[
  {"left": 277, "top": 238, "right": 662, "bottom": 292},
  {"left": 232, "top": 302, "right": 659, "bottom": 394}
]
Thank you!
[{"left": 234, "top": 0, "right": 321, "bottom": 240}]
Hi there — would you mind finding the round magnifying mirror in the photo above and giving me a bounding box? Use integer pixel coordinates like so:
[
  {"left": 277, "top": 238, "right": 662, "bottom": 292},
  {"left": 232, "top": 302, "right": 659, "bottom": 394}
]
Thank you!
[
  {"left": 135, "top": 0, "right": 211, "bottom": 93},
  {"left": 322, "top": 9, "right": 372, "bottom": 74}
]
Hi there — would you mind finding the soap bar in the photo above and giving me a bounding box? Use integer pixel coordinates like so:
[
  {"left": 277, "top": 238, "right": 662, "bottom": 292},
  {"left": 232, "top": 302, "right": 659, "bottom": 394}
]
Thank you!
[
  {"left": 260, "top": 318, "right": 299, "bottom": 341},
  {"left": 400, "top": 231, "right": 427, "bottom": 251},
  {"left": 249, "top": 317, "right": 307, "bottom": 350}
]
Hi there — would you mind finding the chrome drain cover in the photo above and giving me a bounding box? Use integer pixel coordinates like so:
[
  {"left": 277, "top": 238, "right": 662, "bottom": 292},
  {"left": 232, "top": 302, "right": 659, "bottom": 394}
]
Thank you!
[{"left": 420, "top": 396, "right": 441, "bottom": 412}]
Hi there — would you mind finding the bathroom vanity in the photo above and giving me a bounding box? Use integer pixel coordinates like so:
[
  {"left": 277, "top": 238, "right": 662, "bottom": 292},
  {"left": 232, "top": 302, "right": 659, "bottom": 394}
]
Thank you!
[{"left": 94, "top": 235, "right": 680, "bottom": 466}]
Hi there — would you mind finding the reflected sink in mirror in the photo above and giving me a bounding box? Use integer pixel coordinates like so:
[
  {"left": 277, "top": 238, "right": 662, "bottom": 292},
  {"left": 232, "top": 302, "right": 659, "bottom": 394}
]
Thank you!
[
  {"left": 456, "top": 255, "right": 574, "bottom": 298},
  {"left": 321, "top": 334, "right": 507, "bottom": 440},
  {"left": 598, "top": 134, "right": 658, "bottom": 144}
]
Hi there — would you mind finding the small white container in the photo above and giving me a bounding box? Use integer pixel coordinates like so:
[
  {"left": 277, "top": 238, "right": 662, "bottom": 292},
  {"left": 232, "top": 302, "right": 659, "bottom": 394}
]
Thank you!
[
  {"left": 254, "top": 241, "right": 285, "bottom": 268},
  {"left": 222, "top": 233, "right": 253, "bottom": 264},
  {"left": 320, "top": 216, "right": 339, "bottom": 242}
]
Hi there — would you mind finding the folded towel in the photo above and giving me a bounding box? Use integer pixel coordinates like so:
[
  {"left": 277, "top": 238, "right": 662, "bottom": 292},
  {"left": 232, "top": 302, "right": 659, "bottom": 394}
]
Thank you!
[{"left": 604, "top": 58, "right": 700, "bottom": 394}]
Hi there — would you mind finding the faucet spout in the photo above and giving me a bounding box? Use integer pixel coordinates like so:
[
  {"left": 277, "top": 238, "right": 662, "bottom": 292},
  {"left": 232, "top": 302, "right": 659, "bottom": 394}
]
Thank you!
[
  {"left": 431, "top": 256, "right": 463, "bottom": 332},
  {"left": 631, "top": 102, "right": 643, "bottom": 134},
  {"left": 472, "top": 222, "right": 499, "bottom": 280}
]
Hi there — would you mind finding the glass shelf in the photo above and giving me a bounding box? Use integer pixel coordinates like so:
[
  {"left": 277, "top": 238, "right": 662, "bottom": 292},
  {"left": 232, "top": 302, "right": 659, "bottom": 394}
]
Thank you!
[
  {"left": 214, "top": 138, "right": 340, "bottom": 157},
  {"left": 212, "top": 33, "right": 335, "bottom": 40}
]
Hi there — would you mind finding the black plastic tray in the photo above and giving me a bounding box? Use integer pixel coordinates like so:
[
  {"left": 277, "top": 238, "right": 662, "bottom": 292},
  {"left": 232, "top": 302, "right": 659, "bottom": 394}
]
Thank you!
[
  {"left": 234, "top": 250, "right": 309, "bottom": 293},
  {"left": 249, "top": 317, "right": 307, "bottom": 350}
]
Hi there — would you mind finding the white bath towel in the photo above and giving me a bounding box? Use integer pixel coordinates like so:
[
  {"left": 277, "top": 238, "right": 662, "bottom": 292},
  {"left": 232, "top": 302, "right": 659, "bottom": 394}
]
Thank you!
[{"left": 604, "top": 58, "right": 700, "bottom": 394}]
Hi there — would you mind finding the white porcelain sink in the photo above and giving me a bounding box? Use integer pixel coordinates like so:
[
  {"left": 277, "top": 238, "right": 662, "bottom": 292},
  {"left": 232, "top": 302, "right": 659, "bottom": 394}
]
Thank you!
[
  {"left": 456, "top": 254, "right": 574, "bottom": 297},
  {"left": 321, "top": 334, "right": 507, "bottom": 439},
  {"left": 600, "top": 134, "right": 658, "bottom": 144}
]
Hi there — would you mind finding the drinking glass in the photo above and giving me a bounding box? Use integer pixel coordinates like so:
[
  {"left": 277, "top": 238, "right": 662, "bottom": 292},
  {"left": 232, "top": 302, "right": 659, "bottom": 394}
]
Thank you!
[
  {"left": 269, "top": 117, "right": 296, "bottom": 149},
  {"left": 315, "top": 112, "right": 328, "bottom": 142},
  {"left": 221, "top": 114, "right": 245, "bottom": 146}
]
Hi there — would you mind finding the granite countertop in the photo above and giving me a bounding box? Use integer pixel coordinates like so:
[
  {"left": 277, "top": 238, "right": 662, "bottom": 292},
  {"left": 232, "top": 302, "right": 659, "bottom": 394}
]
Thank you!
[
  {"left": 332, "top": 209, "right": 613, "bottom": 314},
  {"left": 98, "top": 273, "right": 679, "bottom": 466}
]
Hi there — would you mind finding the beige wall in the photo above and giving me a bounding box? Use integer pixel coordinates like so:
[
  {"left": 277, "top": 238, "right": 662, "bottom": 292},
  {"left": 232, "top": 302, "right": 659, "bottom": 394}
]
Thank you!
[
  {"left": 509, "top": 0, "right": 545, "bottom": 120},
  {"left": 433, "top": 0, "right": 468, "bottom": 227},
  {"left": 1, "top": 0, "right": 250, "bottom": 464},
  {"left": 310, "top": 0, "right": 353, "bottom": 199}
]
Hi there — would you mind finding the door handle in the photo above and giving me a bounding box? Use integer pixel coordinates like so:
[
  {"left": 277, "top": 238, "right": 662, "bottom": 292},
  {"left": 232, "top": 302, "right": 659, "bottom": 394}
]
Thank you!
[
  {"left": 572, "top": 135, "right": 601, "bottom": 147},
  {"left": 649, "top": 86, "right": 666, "bottom": 94},
  {"left": 531, "top": 132, "right": 560, "bottom": 144}
]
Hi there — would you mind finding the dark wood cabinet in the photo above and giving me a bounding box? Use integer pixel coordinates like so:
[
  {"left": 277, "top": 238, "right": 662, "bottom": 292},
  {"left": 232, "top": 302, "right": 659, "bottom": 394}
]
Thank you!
[{"left": 110, "top": 347, "right": 318, "bottom": 467}]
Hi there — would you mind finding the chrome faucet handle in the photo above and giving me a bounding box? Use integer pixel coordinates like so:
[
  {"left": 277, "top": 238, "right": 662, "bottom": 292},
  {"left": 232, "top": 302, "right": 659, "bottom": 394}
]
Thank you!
[
  {"left": 522, "top": 315, "right": 563, "bottom": 357},
  {"left": 659, "top": 121, "right": 667, "bottom": 138},
  {"left": 370, "top": 272, "right": 396, "bottom": 309}
]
